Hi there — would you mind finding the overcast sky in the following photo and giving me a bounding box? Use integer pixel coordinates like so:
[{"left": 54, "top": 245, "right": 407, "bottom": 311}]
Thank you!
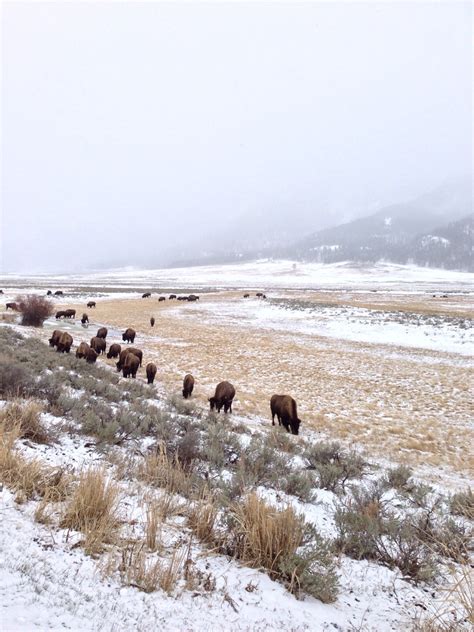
[{"left": 1, "top": 1, "right": 472, "bottom": 273}]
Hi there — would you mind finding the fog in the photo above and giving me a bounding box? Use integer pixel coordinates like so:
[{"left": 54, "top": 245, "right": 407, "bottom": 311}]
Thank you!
[{"left": 1, "top": 2, "right": 472, "bottom": 273}]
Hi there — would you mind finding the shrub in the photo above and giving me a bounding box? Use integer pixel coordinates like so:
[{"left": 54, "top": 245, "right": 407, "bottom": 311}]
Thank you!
[
  {"left": 0, "top": 400, "right": 52, "bottom": 444},
  {"left": 450, "top": 488, "right": 474, "bottom": 520},
  {"left": 0, "top": 354, "right": 34, "bottom": 397},
  {"left": 16, "top": 294, "right": 54, "bottom": 327},
  {"left": 303, "top": 441, "right": 366, "bottom": 493},
  {"left": 384, "top": 464, "right": 413, "bottom": 491}
]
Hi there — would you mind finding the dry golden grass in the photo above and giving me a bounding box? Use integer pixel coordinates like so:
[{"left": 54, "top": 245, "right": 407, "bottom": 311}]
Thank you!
[
  {"left": 0, "top": 400, "right": 52, "bottom": 444},
  {"left": 144, "top": 498, "right": 162, "bottom": 552},
  {"left": 60, "top": 467, "right": 120, "bottom": 555},
  {"left": 41, "top": 290, "right": 473, "bottom": 484},
  {"left": 139, "top": 444, "right": 193, "bottom": 497},
  {"left": 187, "top": 494, "right": 218, "bottom": 545}
]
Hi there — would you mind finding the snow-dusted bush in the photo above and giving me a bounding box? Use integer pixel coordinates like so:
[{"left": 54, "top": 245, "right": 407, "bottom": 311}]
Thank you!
[{"left": 16, "top": 294, "right": 54, "bottom": 327}]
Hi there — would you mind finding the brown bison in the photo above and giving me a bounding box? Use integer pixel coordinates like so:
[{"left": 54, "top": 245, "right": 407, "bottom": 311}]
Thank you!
[
  {"left": 142, "top": 292, "right": 151, "bottom": 299},
  {"left": 81, "top": 313, "right": 89, "bottom": 324},
  {"left": 122, "top": 328, "right": 136, "bottom": 344},
  {"left": 106, "top": 343, "right": 121, "bottom": 359},
  {"left": 96, "top": 327, "right": 108, "bottom": 339},
  {"left": 87, "top": 301, "right": 96, "bottom": 308},
  {"left": 54, "top": 290, "right": 64, "bottom": 296},
  {"left": 49, "top": 330, "right": 62, "bottom": 348},
  {"left": 6, "top": 302, "right": 19, "bottom": 311},
  {"left": 270, "top": 395, "right": 301, "bottom": 436},
  {"left": 90, "top": 336, "right": 106, "bottom": 355},
  {"left": 146, "top": 362, "right": 157, "bottom": 384},
  {"left": 209, "top": 381, "right": 235, "bottom": 413},
  {"left": 150, "top": 317, "right": 155, "bottom": 327},
  {"left": 64, "top": 309, "right": 76, "bottom": 319},
  {"left": 46, "top": 290, "right": 52, "bottom": 296},
  {"left": 56, "top": 332, "right": 73, "bottom": 353},
  {"left": 123, "top": 353, "right": 140, "bottom": 378},
  {"left": 243, "top": 293, "right": 250, "bottom": 298},
  {"left": 85, "top": 347, "right": 98, "bottom": 364},
  {"left": 76, "top": 341, "right": 90, "bottom": 359},
  {"left": 182, "top": 374, "right": 195, "bottom": 399},
  {"left": 169, "top": 294, "right": 176, "bottom": 300},
  {"left": 188, "top": 295, "right": 199, "bottom": 301},
  {"left": 116, "top": 347, "right": 142, "bottom": 371},
  {"left": 158, "top": 297, "right": 166, "bottom": 302},
  {"left": 55, "top": 310, "right": 66, "bottom": 319}
]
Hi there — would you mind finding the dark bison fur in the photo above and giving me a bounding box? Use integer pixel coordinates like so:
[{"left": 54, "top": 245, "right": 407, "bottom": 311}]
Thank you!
[
  {"left": 146, "top": 362, "right": 157, "bottom": 384},
  {"left": 182, "top": 374, "right": 195, "bottom": 399},
  {"left": 87, "top": 301, "right": 96, "bottom": 308},
  {"left": 209, "top": 381, "right": 235, "bottom": 413},
  {"left": 96, "top": 327, "right": 108, "bottom": 339},
  {"left": 270, "top": 395, "right": 301, "bottom": 436},
  {"left": 56, "top": 332, "right": 73, "bottom": 353},
  {"left": 106, "top": 343, "right": 121, "bottom": 359},
  {"left": 49, "top": 330, "right": 62, "bottom": 348},
  {"left": 122, "top": 328, "right": 136, "bottom": 343},
  {"left": 123, "top": 353, "right": 140, "bottom": 378},
  {"left": 90, "top": 336, "right": 106, "bottom": 355}
]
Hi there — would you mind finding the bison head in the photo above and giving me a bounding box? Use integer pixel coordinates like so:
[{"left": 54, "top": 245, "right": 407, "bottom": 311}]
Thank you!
[
  {"left": 208, "top": 397, "right": 216, "bottom": 411},
  {"left": 290, "top": 418, "right": 301, "bottom": 436}
]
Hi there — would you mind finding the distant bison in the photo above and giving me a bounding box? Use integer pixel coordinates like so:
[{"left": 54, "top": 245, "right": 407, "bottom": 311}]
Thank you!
[
  {"left": 256, "top": 292, "right": 263, "bottom": 297},
  {"left": 87, "top": 301, "right": 96, "bottom": 308},
  {"left": 85, "top": 347, "right": 98, "bottom": 364},
  {"left": 142, "top": 292, "right": 151, "bottom": 299},
  {"left": 122, "top": 353, "right": 140, "bottom": 378},
  {"left": 6, "top": 302, "right": 18, "bottom": 311},
  {"left": 209, "top": 381, "right": 235, "bottom": 413},
  {"left": 64, "top": 309, "right": 76, "bottom": 319},
  {"left": 116, "top": 347, "right": 142, "bottom": 371},
  {"left": 150, "top": 317, "right": 155, "bottom": 327},
  {"left": 188, "top": 295, "right": 199, "bottom": 302},
  {"left": 122, "top": 328, "right": 136, "bottom": 344},
  {"left": 243, "top": 294, "right": 250, "bottom": 298},
  {"left": 46, "top": 290, "right": 52, "bottom": 296},
  {"left": 90, "top": 336, "right": 106, "bottom": 355},
  {"left": 55, "top": 310, "right": 66, "bottom": 319},
  {"left": 169, "top": 294, "right": 177, "bottom": 300},
  {"left": 182, "top": 374, "right": 195, "bottom": 399},
  {"left": 56, "top": 332, "right": 73, "bottom": 353},
  {"left": 49, "top": 329, "right": 62, "bottom": 348},
  {"left": 54, "top": 291, "right": 64, "bottom": 296},
  {"left": 146, "top": 362, "right": 157, "bottom": 384},
  {"left": 81, "top": 313, "right": 89, "bottom": 324},
  {"left": 106, "top": 343, "right": 121, "bottom": 359},
  {"left": 96, "top": 327, "right": 108, "bottom": 339},
  {"left": 158, "top": 297, "right": 166, "bottom": 302},
  {"left": 76, "top": 341, "right": 90, "bottom": 359},
  {"left": 270, "top": 395, "right": 301, "bottom": 436}
]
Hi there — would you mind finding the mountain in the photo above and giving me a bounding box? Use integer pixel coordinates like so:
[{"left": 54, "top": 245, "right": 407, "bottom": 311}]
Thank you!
[{"left": 286, "top": 179, "right": 473, "bottom": 270}]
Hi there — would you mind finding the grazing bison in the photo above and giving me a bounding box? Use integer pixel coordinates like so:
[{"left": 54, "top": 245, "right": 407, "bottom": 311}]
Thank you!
[
  {"left": 76, "top": 341, "right": 90, "bottom": 359},
  {"left": 209, "top": 381, "right": 235, "bottom": 413},
  {"left": 49, "top": 330, "right": 62, "bottom": 348},
  {"left": 270, "top": 395, "right": 301, "bottom": 436},
  {"left": 188, "top": 295, "right": 199, "bottom": 302},
  {"left": 142, "top": 292, "right": 151, "bottom": 299},
  {"left": 182, "top": 374, "right": 195, "bottom": 399},
  {"left": 122, "top": 353, "right": 140, "bottom": 378},
  {"left": 158, "top": 297, "right": 166, "bottom": 302},
  {"left": 146, "top": 362, "right": 157, "bottom": 384},
  {"left": 116, "top": 347, "right": 142, "bottom": 371},
  {"left": 262, "top": 294, "right": 267, "bottom": 299},
  {"left": 106, "top": 343, "right": 121, "bottom": 359},
  {"left": 243, "top": 294, "right": 250, "bottom": 298},
  {"left": 81, "top": 313, "right": 89, "bottom": 324},
  {"left": 46, "top": 290, "right": 52, "bottom": 296},
  {"left": 96, "top": 327, "right": 108, "bottom": 339},
  {"left": 169, "top": 294, "right": 177, "bottom": 300},
  {"left": 90, "top": 336, "right": 106, "bottom": 355},
  {"left": 150, "top": 317, "right": 155, "bottom": 327},
  {"left": 87, "top": 301, "right": 96, "bottom": 308},
  {"left": 64, "top": 309, "right": 76, "bottom": 319},
  {"left": 56, "top": 332, "right": 73, "bottom": 353},
  {"left": 0, "top": 290, "right": 3, "bottom": 294},
  {"left": 85, "top": 347, "right": 98, "bottom": 364},
  {"left": 122, "top": 328, "right": 136, "bottom": 344},
  {"left": 256, "top": 292, "right": 263, "bottom": 297},
  {"left": 55, "top": 310, "right": 66, "bottom": 319},
  {"left": 54, "top": 291, "right": 64, "bottom": 296},
  {"left": 6, "top": 302, "right": 18, "bottom": 311}
]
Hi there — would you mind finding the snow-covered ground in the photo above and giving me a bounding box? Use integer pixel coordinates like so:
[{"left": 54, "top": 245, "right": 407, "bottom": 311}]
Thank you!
[{"left": 2, "top": 260, "right": 474, "bottom": 292}]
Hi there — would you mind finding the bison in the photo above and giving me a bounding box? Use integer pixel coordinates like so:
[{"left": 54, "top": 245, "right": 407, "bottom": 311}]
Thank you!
[
  {"left": 106, "top": 343, "right": 121, "bottom": 359},
  {"left": 6, "top": 302, "right": 18, "bottom": 311},
  {"left": 182, "top": 374, "right": 195, "bottom": 399},
  {"left": 122, "top": 353, "right": 140, "bottom": 378},
  {"left": 96, "top": 327, "right": 108, "bottom": 339},
  {"left": 85, "top": 347, "right": 98, "bottom": 364},
  {"left": 49, "top": 330, "right": 62, "bottom": 348},
  {"left": 54, "top": 291, "right": 64, "bottom": 296},
  {"left": 116, "top": 347, "right": 142, "bottom": 371},
  {"left": 209, "top": 381, "right": 235, "bottom": 413},
  {"left": 243, "top": 294, "right": 250, "bottom": 298},
  {"left": 158, "top": 297, "right": 166, "bottom": 302},
  {"left": 56, "top": 332, "right": 73, "bottom": 353},
  {"left": 142, "top": 292, "right": 151, "bottom": 299},
  {"left": 90, "top": 336, "right": 106, "bottom": 355},
  {"left": 146, "top": 362, "right": 157, "bottom": 384},
  {"left": 64, "top": 309, "right": 76, "bottom": 319},
  {"left": 270, "top": 395, "right": 301, "bottom": 436},
  {"left": 81, "top": 313, "right": 89, "bottom": 324},
  {"left": 122, "top": 328, "right": 136, "bottom": 344},
  {"left": 76, "top": 341, "right": 90, "bottom": 359},
  {"left": 188, "top": 295, "right": 199, "bottom": 302},
  {"left": 87, "top": 301, "right": 96, "bottom": 308},
  {"left": 46, "top": 290, "right": 52, "bottom": 296},
  {"left": 55, "top": 310, "right": 66, "bottom": 319},
  {"left": 150, "top": 317, "right": 155, "bottom": 327},
  {"left": 169, "top": 294, "right": 177, "bottom": 300}
]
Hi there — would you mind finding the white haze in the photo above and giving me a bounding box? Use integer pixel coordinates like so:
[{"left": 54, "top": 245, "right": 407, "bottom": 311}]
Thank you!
[{"left": 1, "top": 1, "right": 472, "bottom": 273}]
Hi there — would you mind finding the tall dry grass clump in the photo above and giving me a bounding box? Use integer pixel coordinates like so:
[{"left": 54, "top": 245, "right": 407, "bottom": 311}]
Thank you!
[
  {"left": 139, "top": 443, "right": 193, "bottom": 497},
  {"left": 16, "top": 294, "right": 54, "bottom": 327},
  {"left": 188, "top": 494, "right": 218, "bottom": 545},
  {"left": 0, "top": 400, "right": 52, "bottom": 444},
  {"left": 61, "top": 467, "right": 120, "bottom": 555}
]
